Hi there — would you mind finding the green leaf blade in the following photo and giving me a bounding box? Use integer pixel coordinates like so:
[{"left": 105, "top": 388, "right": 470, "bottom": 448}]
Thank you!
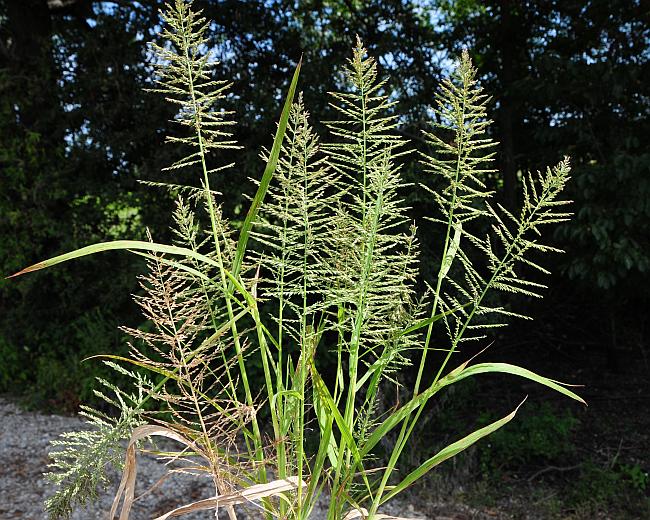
[
  {"left": 230, "top": 59, "right": 302, "bottom": 282},
  {"left": 446, "top": 362, "right": 586, "bottom": 405},
  {"left": 382, "top": 399, "right": 526, "bottom": 503}
]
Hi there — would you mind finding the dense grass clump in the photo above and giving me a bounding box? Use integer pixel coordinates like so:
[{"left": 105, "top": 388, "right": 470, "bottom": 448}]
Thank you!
[{"left": 11, "top": 1, "right": 584, "bottom": 519}]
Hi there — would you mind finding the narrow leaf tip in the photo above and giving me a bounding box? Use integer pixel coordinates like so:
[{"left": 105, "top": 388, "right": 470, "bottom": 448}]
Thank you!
[{"left": 6, "top": 262, "right": 47, "bottom": 279}]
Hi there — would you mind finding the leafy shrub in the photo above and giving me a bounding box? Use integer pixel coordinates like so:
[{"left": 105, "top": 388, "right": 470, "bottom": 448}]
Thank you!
[
  {"left": 476, "top": 403, "right": 578, "bottom": 476},
  {"left": 0, "top": 335, "right": 30, "bottom": 390},
  {"left": 11, "top": 1, "right": 584, "bottom": 518},
  {"left": 570, "top": 460, "right": 650, "bottom": 515}
]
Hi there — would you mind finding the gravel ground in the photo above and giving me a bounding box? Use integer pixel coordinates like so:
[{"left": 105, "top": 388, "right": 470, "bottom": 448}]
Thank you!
[{"left": 0, "top": 398, "right": 433, "bottom": 520}]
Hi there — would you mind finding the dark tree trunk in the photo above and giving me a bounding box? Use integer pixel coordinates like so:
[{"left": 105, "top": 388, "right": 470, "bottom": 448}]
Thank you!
[
  {"left": 2, "top": 0, "right": 69, "bottom": 256},
  {"left": 496, "top": 0, "right": 518, "bottom": 210},
  {"left": 5, "top": 0, "right": 60, "bottom": 136}
]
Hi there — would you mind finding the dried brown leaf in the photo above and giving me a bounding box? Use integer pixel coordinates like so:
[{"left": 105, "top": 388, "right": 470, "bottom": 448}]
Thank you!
[
  {"left": 153, "top": 476, "right": 306, "bottom": 520},
  {"left": 343, "top": 507, "right": 424, "bottom": 520}
]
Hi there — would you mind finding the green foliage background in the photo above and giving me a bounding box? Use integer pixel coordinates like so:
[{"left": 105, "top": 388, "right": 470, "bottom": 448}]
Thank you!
[
  {"left": 0, "top": 1, "right": 648, "bottom": 518},
  {"left": 0, "top": 0, "right": 647, "bottom": 411}
]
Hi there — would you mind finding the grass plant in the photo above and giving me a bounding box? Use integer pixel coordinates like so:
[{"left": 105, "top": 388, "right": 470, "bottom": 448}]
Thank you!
[{"left": 9, "top": 1, "right": 585, "bottom": 518}]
